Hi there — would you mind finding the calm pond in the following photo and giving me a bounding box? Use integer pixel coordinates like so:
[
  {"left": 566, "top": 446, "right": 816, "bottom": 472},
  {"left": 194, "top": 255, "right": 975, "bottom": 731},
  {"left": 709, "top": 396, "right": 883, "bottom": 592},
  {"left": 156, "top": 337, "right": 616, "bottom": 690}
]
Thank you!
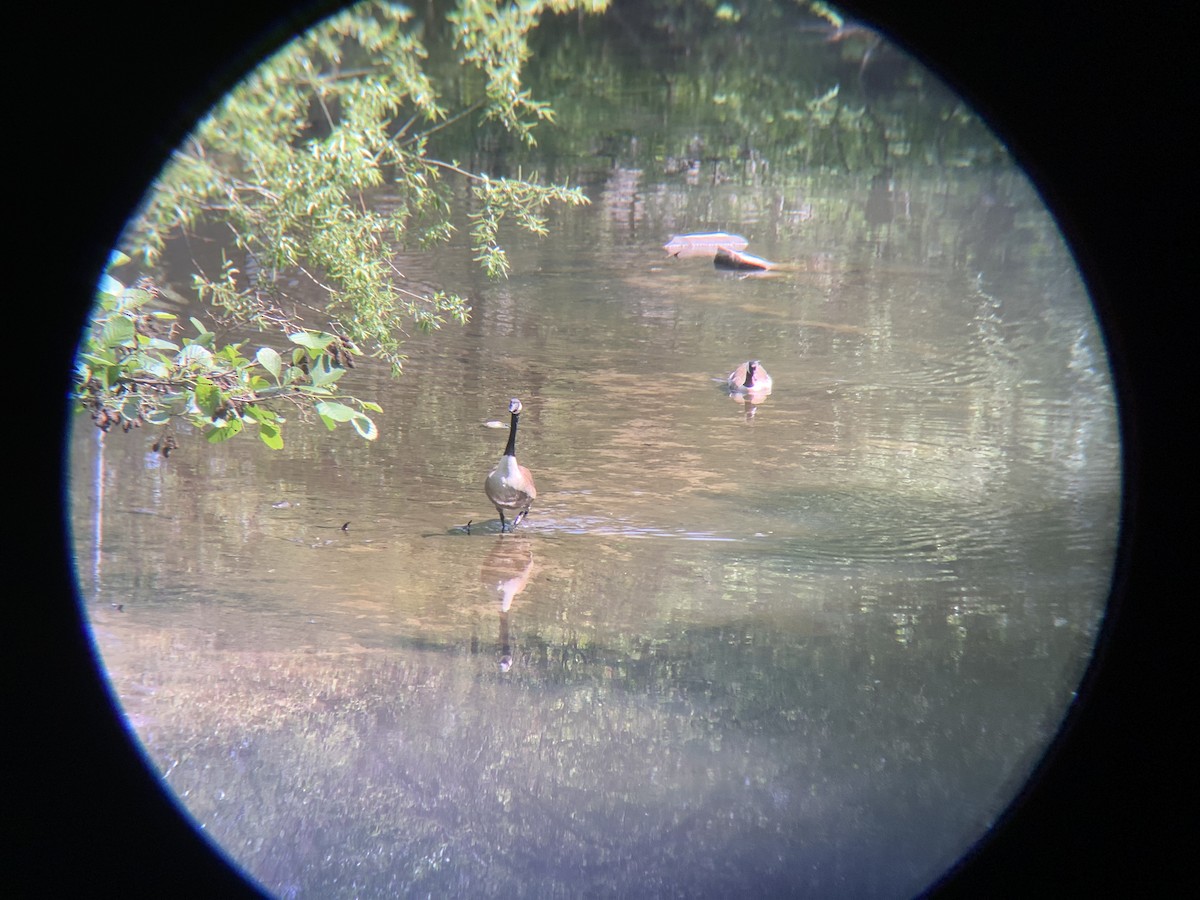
[{"left": 67, "top": 12, "right": 1119, "bottom": 900}]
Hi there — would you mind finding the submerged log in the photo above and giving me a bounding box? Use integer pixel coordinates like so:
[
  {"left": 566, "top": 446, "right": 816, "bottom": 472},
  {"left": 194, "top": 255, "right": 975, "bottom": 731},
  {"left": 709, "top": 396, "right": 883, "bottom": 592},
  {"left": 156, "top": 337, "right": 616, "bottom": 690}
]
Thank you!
[
  {"left": 713, "top": 246, "right": 775, "bottom": 271},
  {"left": 663, "top": 231, "right": 749, "bottom": 259}
]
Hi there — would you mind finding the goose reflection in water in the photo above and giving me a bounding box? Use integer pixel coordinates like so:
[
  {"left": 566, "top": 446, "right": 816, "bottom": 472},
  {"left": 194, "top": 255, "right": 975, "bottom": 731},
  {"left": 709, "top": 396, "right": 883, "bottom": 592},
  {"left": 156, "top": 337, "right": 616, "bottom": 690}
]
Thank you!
[
  {"left": 730, "top": 385, "right": 772, "bottom": 420},
  {"left": 479, "top": 536, "right": 536, "bottom": 671}
]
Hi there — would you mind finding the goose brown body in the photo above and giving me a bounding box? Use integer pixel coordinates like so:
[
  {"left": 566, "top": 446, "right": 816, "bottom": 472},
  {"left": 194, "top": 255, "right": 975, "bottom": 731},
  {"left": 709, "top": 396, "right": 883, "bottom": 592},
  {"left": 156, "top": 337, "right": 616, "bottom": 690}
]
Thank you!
[
  {"left": 484, "top": 398, "right": 537, "bottom": 531},
  {"left": 727, "top": 360, "right": 773, "bottom": 393}
]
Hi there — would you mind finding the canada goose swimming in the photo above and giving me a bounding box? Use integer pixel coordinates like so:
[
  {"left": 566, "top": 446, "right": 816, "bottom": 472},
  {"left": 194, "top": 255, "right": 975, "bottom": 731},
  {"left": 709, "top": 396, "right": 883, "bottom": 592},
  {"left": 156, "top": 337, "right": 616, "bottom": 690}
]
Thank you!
[
  {"left": 484, "top": 398, "right": 537, "bottom": 532},
  {"left": 727, "top": 360, "right": 773, "bottom": 394}
]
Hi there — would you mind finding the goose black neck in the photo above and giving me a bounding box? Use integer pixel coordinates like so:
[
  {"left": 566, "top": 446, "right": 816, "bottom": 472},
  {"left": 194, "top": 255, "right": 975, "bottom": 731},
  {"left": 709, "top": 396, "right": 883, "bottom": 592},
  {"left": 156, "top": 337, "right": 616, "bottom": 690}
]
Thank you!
[
  {"left": 742, "top": 363, "right": 756, "bottom": 388},
  {"left": 504, "top": 410, "right": 520, "bottom": 457}
]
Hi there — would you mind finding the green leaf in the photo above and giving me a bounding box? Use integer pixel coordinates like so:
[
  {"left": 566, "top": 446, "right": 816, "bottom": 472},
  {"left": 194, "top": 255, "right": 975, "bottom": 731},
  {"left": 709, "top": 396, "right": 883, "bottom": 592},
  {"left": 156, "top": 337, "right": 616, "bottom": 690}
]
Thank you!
[
  {"left": 351, "top": 413, "right": 378, "bottom": 441},
  {"left": 194, "top": 376, "right": 221, "bottom": 418},
  {"left": 141, "top": 337, "right": 181, "bottom": 351},
  {"left": 79, "top": 350, "right": 116, "bottom": 367},
  {"left": 97, "top": 274, "right": 125, "bottom": 298},
  {"left": 256, "top": 347, "right": 282, "bottom": 381},
  {"left": 145, "top": 408, "right": 172, "bottom": 425},
  {"left": 116, "top": 288, "right": 154, "bottom": 314},
  {"left": 288, "top": 331, "right": 337, "bottom": 352},
  {"left": 97, "top": 316, "right": 136, "bottom": 349},
  {"left": 189, "top": 317, "right": 216, "bottom": 346},
  {"left": 215, "top": 344, "right": 249, "bottom": 365},
  {"left": 242, "top": 405, "right": 277, "bottom": 424},
  {"left": 257, "top": 420, "right": 284, "bottom": 450},
  {"left": 177, "top": 344, "right": 215, "bottom": 367},
  {"left": 205, "top": 418, "right": 243, "bottom": 442},
  {"left": 281, "top": 365, "right": 305, "bottom": 386},
  {"left": 359, "top": 400, "right": 383, "bottom": 413},
  {"left": 314, "top": 400, "right": 357, "bottom": 422},
  {"left": 119, "top": 396, "right": 142, "bottom": 422},
  {"left": 139, "top": 356, "right": 174, "bottom": 380},
  {"left": 309, "top": 358, "right": 346, "bottom": 388}
]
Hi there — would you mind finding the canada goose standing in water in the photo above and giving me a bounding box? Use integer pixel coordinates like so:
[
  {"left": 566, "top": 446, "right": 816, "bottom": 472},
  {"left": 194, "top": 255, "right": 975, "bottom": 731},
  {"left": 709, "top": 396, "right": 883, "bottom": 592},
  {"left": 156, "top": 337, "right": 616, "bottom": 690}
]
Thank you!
[
  {"left": 727, "top": 360, "right": 773, "bottom": 394},
  {"left": 484, "top": 398, "right": 537, "bottom": 532}
]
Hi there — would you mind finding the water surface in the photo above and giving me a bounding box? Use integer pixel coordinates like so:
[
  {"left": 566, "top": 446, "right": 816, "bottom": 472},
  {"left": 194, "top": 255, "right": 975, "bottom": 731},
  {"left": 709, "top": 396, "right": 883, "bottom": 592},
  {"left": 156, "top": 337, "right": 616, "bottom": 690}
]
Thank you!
[{"left": 70, "top": 165, "right": 1118, "bottom": 897}]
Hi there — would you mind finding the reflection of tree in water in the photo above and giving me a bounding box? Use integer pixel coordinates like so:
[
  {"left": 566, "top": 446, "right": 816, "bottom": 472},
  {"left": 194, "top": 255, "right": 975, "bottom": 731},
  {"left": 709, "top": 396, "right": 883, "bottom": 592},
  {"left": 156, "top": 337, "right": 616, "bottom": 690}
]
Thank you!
[
  {"left": 479, "top": 536, "right": 536, "bottom": 671},
  {"left": 505, "top": 2, "right": 1003, "bottom": 177}
]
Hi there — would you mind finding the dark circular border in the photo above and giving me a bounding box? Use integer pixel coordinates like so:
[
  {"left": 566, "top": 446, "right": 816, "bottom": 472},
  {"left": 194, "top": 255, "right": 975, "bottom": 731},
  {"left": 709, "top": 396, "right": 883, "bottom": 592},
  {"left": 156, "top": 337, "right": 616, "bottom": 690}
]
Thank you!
[{"left": 19, "top": 1, "right": 1186, "bottom": 894}]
